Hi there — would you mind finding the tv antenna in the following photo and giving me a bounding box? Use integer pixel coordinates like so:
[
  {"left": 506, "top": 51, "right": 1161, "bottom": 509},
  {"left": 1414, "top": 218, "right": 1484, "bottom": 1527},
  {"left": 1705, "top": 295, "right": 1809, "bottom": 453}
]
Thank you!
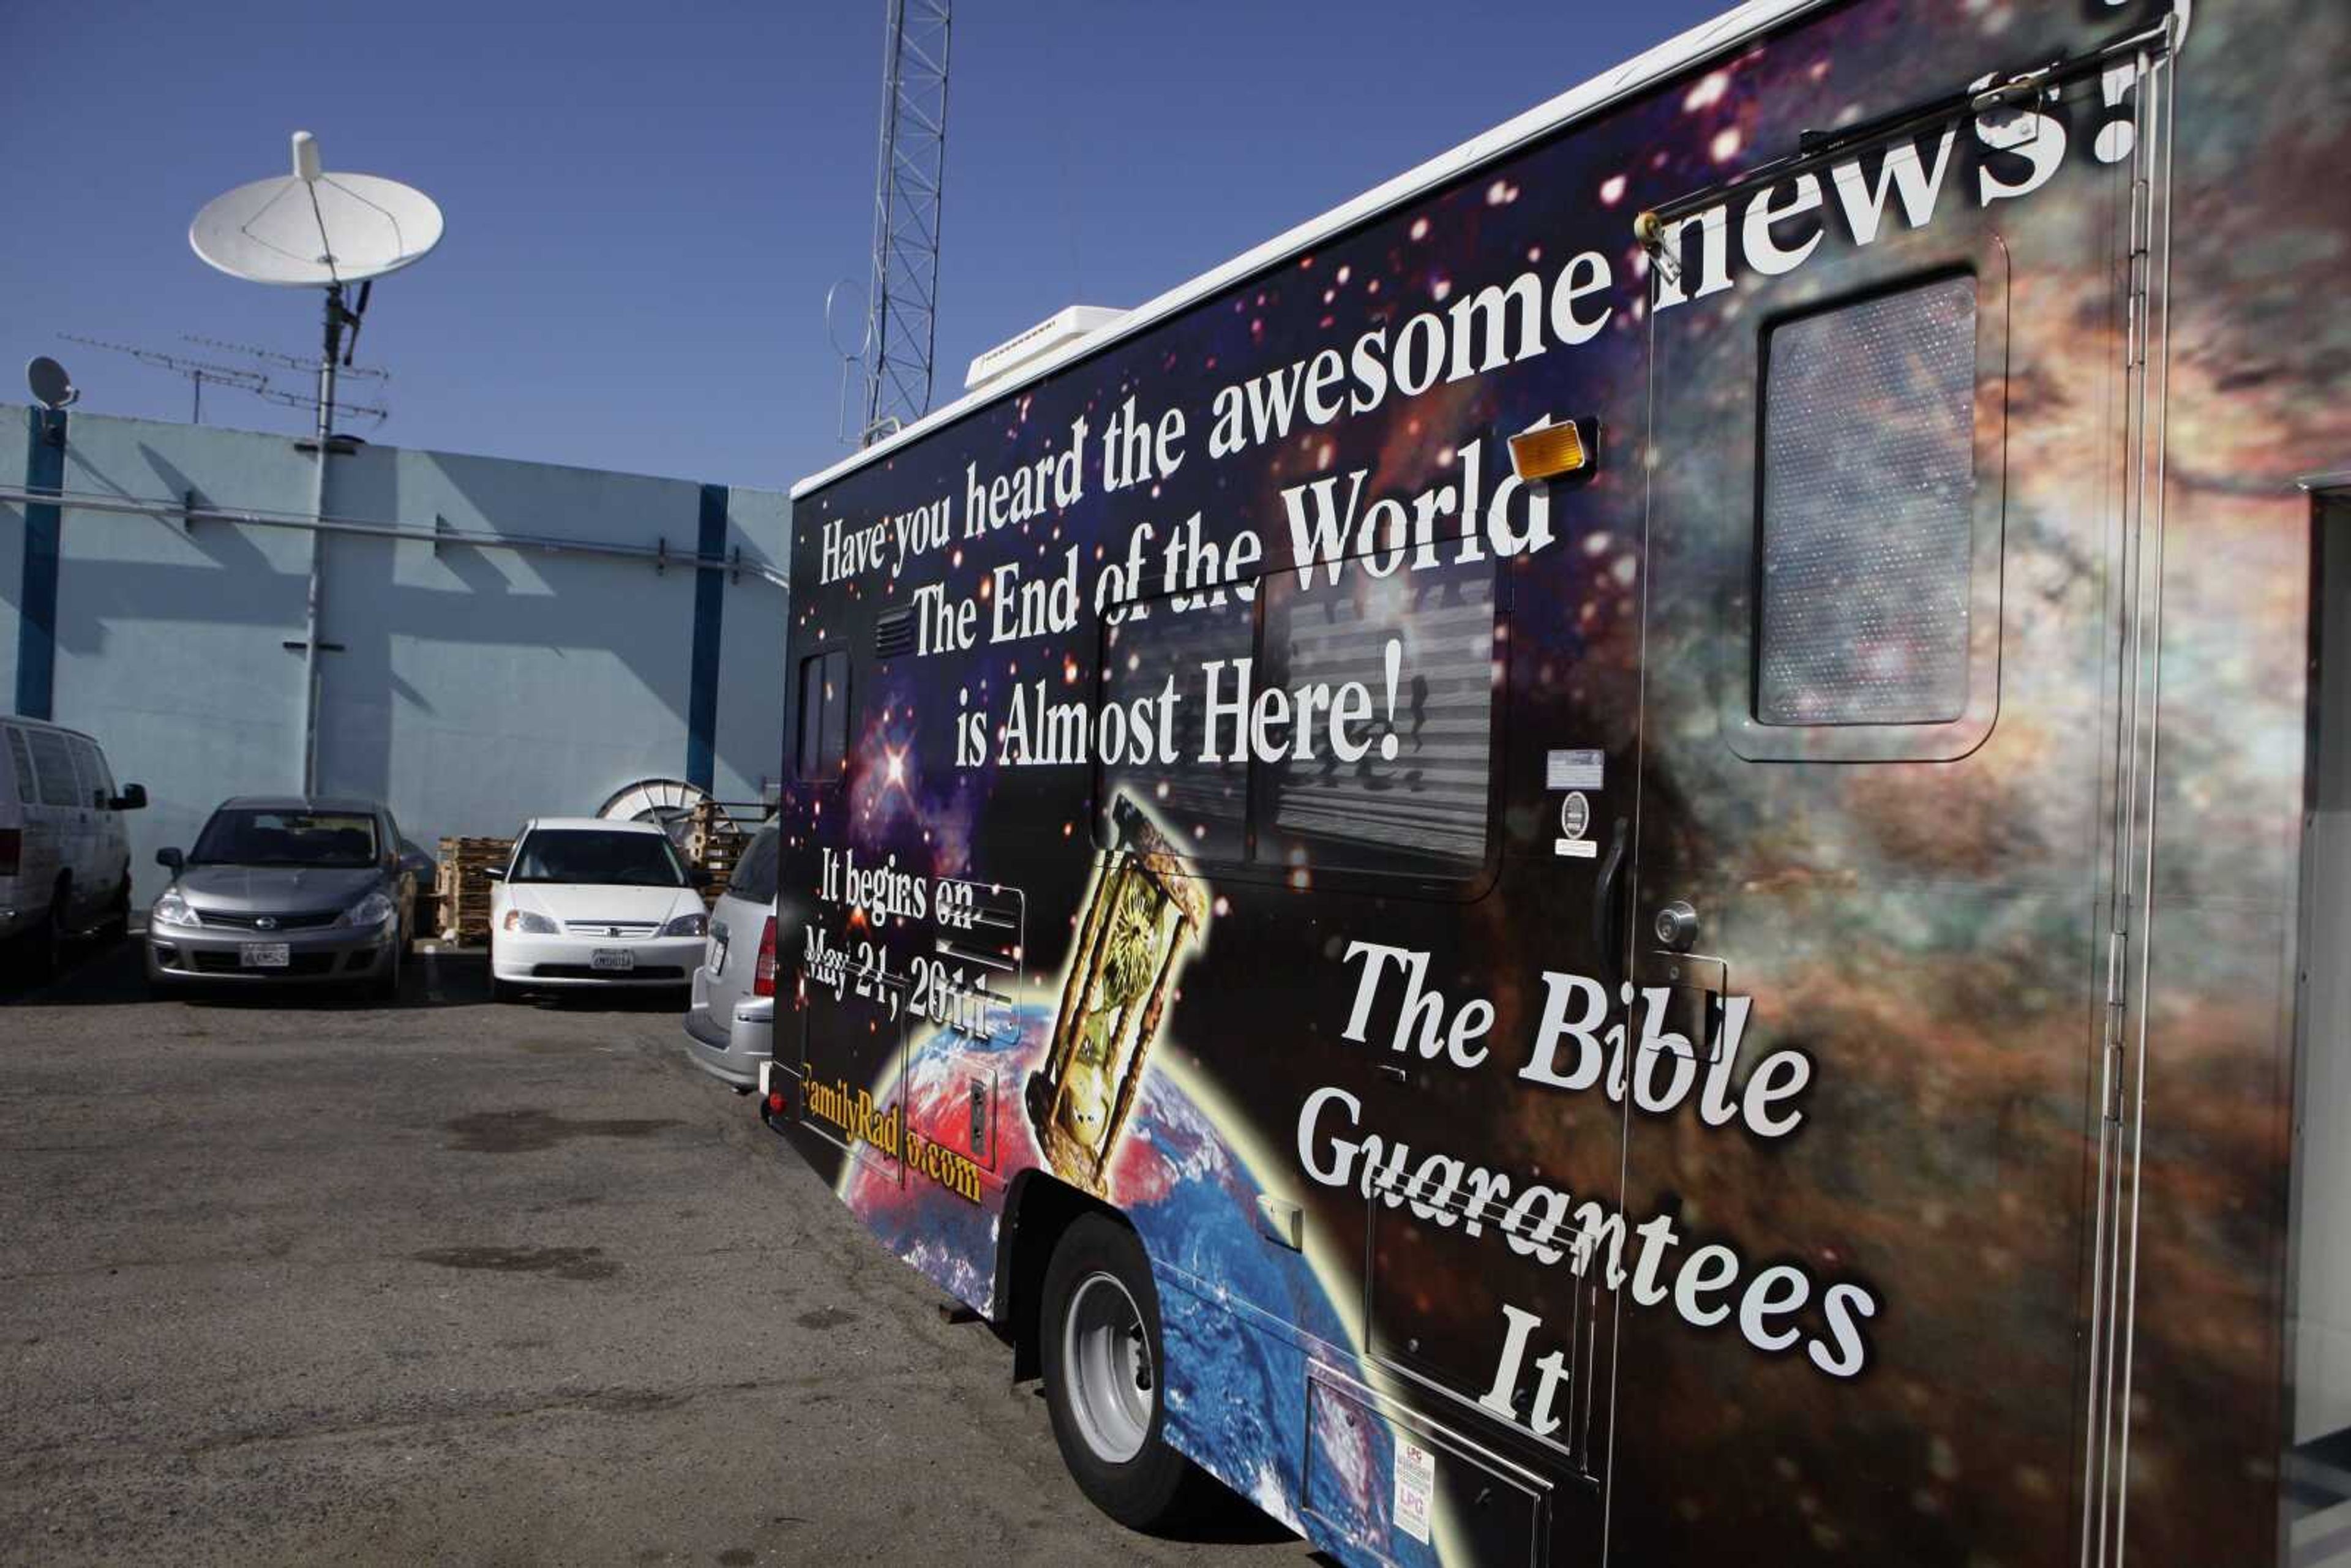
[
  {"left": 244, "top": 379, "right": 388, "bottom": 428},
  {"left": 184, "top": 334, "right": 389, "bottom": 383},
  {"left": 58, "top": 334, "right": 269, "bottom": 424},
  {"left": 179, "top": 333, "right": 391, "bottom": 428},
  {"left": 189, "top": 130, "right": 441, "bottom": 443}
]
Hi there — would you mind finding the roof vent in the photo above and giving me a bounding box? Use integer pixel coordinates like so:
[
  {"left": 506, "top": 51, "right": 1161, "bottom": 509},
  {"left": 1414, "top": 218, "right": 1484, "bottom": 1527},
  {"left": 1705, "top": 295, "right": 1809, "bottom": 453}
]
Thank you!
[{"left": 964, "top": 305, "right": 1125, "bottom": 395}]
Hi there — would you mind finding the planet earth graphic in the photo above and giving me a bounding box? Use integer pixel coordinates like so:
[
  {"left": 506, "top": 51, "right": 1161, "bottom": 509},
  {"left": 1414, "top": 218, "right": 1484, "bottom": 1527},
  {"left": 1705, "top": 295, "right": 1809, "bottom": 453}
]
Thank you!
[{"left": 834, "top": 1000, "right": 1451, "bottom": 1564}]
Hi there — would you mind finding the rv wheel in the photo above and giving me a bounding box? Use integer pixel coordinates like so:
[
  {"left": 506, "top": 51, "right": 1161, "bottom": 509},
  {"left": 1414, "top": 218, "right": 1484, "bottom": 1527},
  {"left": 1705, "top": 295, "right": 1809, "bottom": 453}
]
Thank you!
[{"left": 1040, "top": 1213, "right": 1213, "bottom": 1530}]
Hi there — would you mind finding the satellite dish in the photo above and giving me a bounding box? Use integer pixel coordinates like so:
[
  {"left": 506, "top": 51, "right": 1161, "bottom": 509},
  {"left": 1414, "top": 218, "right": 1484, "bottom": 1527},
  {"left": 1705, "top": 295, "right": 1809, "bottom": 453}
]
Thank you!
[
  {"left": 189, "top": 131, "right": 443, "bottom": 288},
  {"left": 26, "top": 355, "right": 77, "bottom": 411}
]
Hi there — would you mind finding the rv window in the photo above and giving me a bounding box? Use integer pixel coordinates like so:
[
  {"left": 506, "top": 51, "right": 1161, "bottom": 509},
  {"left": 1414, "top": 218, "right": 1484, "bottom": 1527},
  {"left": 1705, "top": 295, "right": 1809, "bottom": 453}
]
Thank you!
[
  {"left": 1096, "top": 550, "right": 1500, "bottom": 883},
  {"left": 1757, "top": 274, "right": 1979, "bottom": 727},
  {"left": 1099, "top": 589, "right": 1255, "bottom": 864},
  {"left": 1259, "top": 551, "right": 1496, "bottom": 875},
  {"left": 797, "top": 650, "right": 850, "bottom": 782},
  {"left": 24, "top": 728, "right": 81, "bottom": 809}
]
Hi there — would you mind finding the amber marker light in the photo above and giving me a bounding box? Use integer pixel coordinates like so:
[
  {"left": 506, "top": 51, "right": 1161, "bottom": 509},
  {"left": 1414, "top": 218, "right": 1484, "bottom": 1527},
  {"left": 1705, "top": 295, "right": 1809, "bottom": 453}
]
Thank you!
[{"left": 1507, "top": 419, "right": 1592, "bottom": 483}]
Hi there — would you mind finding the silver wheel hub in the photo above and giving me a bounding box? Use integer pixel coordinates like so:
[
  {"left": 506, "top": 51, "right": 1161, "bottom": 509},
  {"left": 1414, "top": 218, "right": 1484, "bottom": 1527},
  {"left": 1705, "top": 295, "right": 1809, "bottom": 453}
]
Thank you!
[{"left": 1063, "top": 1270, "right": 1153, "bottom": 1464}]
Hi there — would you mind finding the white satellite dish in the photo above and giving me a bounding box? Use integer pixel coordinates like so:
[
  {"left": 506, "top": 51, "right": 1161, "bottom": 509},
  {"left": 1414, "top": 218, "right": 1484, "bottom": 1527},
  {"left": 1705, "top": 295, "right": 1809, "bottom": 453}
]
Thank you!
[
  {"left": 26, "top": 355, "right": 78, "bottom": 411},
  {"left": 187, "top": 132, "right": 441, "bottom": 441},
  {"left": 189, "top": 131, "right": 443, "bottom": 288}
]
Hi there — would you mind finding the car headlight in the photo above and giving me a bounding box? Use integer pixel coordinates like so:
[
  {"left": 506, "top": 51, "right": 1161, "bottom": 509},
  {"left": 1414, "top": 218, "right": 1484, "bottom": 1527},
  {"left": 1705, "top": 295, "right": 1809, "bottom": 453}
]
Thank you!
[
  {"left": 662, "top": 911, "right": 709, "bottom": 938},
  {"left": 152, "top": 889, "right": 201, "bottom": 928},
  {"left": 336, "top": 891, "right": 397, "bottom": 929},
  {"left": 501, "top": 909, "right": 559, "bottom": 934}
]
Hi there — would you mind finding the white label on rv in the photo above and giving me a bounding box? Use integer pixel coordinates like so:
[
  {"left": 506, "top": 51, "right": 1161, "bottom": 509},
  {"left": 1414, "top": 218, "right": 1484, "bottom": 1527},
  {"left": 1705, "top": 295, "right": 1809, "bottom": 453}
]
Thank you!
[
  {"left": 1559, "top": 792, "right": 1591, "bottom": 841},
  {"left": 1393, "top": 1435, "right": 1435, "bottom": 1544},
  {"left": 1555, "top": 838, "right": 1599, "bottom": 860},
  {"left": 1547, "top": 749, "right": 1605, "bottom": 790}
]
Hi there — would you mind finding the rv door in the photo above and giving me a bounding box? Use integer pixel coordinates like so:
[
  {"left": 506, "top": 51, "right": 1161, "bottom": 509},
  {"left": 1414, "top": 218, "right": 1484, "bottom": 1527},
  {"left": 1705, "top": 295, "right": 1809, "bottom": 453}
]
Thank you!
[{"left": 1618, "top": 61, "right": 2153, "bottom": 1566}]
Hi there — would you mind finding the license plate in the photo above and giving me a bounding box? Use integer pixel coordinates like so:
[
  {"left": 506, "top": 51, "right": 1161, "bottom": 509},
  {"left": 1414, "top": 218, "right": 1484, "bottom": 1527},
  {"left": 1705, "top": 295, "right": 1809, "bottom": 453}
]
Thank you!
[
  {"left": 708, "top": 938, "right": 728, "bottom": 973},
  {"left": 239, "top": 943, "right": 290, "bottom": 969},
  {"left": 590, "top": 948, "right": 636, "bottom": 972}
]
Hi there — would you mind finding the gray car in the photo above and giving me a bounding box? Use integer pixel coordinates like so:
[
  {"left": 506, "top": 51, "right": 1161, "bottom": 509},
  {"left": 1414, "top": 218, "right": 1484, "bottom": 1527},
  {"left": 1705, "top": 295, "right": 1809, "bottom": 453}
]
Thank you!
[
  {"left": 145, "top": 795, "right": 429, "bottom": 997},
  {"left": 681, "top": 822, "right": 778, "bottom": 1088}
]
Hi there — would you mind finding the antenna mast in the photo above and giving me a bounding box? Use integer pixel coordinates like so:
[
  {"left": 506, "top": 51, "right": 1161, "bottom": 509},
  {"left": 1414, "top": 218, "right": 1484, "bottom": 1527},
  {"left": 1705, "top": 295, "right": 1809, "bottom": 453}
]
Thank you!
[{"left": 857, "top": 0, "right": 952, "bottom": 447}]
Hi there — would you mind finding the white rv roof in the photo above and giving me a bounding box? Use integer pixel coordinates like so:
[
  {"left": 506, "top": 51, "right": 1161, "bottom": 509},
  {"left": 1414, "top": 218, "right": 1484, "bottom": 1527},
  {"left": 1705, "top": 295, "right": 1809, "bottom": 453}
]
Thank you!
[{"left": 791, "top": 0, "right": 1826, "bottom": 502}]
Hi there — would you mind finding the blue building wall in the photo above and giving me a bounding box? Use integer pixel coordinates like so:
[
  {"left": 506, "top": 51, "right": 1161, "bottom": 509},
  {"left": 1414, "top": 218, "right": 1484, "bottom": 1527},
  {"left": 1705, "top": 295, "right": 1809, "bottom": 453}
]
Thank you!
[{"left": 3, "top": 404, "right": 788, "bottom": 907}]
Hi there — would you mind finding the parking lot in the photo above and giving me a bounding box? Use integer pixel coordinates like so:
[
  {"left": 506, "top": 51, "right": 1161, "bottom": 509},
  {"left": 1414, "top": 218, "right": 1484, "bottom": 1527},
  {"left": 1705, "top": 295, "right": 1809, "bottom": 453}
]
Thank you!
[{"left": 0, "top": 937, "right": 1310, "bottom": 1567}]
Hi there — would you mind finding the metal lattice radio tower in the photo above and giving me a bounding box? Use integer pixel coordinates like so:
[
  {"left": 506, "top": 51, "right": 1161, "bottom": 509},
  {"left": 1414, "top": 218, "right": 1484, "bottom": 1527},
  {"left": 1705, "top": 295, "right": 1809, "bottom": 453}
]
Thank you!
[{"left": 857, "top": 0, "right": 952, "bottom": 447}]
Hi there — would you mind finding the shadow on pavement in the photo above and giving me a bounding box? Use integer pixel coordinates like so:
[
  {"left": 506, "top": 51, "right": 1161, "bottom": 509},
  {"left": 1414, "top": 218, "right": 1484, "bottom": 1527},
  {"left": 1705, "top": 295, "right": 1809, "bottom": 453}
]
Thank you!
[
  {"left": 0, "top": 936, "right": 619, "bottom": 1013},
  {"left": 0, "top": 929, "right": 142, "bottom": 1006}
]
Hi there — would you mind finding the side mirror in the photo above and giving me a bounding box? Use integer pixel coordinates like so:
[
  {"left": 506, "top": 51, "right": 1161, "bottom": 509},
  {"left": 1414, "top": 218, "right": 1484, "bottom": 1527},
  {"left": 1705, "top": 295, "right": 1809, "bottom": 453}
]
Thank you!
[
  {"left": 156, "top": 847, "right": 184, "bottom": 874},
  {"left": 400, "top": 851, "right": 434, "bottom": 878},
  {"left": 479, "top": 865, "right": 506, "bottom": 882},
  {"left": 111, "top": 783, "right": 148, "bottom": 811}
]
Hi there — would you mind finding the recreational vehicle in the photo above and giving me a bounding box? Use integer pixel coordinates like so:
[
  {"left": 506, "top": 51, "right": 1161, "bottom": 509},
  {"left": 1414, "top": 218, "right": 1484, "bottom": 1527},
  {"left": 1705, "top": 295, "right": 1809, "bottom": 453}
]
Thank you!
[{"left": 767, "top": 1, "right": 2351, "bottom": 1561}]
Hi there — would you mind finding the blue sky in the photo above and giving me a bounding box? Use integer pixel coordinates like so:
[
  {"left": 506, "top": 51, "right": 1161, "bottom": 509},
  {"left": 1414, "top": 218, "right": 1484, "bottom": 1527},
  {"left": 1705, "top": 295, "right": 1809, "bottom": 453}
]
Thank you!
[{"left": 5, "top": 1, "right": 1727, "bottom": 492}]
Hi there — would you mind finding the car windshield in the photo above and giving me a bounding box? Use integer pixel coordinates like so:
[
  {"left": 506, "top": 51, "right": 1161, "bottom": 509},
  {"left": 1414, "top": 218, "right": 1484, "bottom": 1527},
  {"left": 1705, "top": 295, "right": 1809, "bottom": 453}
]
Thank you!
[
  {"left": 191, "top": 809, "right": 380, "bottom": 869},
  {"left": 510, "top": 829, "right": 688, "bottom": 887}
]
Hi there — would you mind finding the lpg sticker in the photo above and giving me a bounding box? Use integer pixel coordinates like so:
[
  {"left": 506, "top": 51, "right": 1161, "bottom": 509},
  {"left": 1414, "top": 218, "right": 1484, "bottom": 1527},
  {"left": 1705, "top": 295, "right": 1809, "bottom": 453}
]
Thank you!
[
  {"left": 1546, "top": 748, "right": 1605, "bottom": 791},
  {"left": 1394, "top": 1435, "right": 1434, "bottom": 1545},
  {"left": 1554, "top": 790, "right": 1597, "bottom": 859}
]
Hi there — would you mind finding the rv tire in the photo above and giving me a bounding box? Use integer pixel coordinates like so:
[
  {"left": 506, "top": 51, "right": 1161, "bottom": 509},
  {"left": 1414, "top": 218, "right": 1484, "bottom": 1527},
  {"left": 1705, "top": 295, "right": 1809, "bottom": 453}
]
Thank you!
[{"left": 1040, "top": 1212, "right": 1212, "bottom": 1531}]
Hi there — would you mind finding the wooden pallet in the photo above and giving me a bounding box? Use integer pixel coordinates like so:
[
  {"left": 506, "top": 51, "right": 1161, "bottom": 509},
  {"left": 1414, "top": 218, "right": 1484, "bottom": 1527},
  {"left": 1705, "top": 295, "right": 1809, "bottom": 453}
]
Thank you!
[
  {"left": 434, "top": 835, "right": 512, "bottom": 943},
  {"left": 686, "top": 801, "right": 744, "bottom": 903}
]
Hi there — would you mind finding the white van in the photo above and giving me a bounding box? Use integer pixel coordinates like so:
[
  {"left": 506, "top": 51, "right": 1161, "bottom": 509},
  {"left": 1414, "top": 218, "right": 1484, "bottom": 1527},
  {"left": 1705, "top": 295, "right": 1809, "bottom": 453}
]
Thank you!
[{"left": 0, "top": 716, "right": 145, "bottom": 964}]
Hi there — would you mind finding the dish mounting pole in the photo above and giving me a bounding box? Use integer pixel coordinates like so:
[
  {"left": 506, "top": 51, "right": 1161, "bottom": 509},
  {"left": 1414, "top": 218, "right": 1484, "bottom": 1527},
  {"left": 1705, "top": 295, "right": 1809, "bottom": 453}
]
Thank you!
[{"left": 299, "top": 281, "right": 352, "bottom": 793}]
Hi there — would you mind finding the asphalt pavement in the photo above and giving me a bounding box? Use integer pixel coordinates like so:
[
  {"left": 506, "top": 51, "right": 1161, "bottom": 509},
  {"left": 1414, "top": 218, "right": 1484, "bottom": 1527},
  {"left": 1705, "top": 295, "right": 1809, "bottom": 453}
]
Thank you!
[{"left": 0, "top": 935, "right": 1313, "bottom": 1566}]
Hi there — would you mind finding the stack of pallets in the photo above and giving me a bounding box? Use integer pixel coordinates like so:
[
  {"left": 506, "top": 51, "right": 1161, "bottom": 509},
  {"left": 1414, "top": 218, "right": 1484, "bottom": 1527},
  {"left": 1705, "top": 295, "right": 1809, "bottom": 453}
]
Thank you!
[
  {"left": 434, "top": 836, "right": 512, "bottom": 943},
  {"left": 684, "top": 801, "right": 743, "bottom": 904}
]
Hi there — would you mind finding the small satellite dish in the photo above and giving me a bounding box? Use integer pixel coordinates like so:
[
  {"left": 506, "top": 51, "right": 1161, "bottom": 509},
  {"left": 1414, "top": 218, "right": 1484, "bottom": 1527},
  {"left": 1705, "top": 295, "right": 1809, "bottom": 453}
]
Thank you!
[
  {"left": 189, "top": 131, "right": 443, "bottom": 288},
  {"left": 26, "top": 355, "right": 77, "bottom": 411}
]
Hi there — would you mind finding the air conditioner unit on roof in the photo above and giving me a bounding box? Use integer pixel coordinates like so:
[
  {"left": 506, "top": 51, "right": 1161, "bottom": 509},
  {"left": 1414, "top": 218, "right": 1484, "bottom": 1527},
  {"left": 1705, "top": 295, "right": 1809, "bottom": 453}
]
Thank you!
[{"left": 964, "top": 305, "right": 1125, "bottom": 394}]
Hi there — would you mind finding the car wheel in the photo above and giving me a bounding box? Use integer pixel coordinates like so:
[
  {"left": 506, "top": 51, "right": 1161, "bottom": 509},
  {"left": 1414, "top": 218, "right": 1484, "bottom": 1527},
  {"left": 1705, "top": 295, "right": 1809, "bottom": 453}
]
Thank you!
[{"left": 1039, "top": 1214, "right": 1214, "bottom": 1531}]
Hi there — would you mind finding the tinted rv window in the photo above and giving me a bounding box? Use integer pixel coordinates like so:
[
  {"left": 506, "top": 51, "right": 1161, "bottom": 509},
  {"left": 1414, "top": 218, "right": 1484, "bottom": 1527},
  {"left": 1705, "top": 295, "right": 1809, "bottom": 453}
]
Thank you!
[
  {"left": 1100, "top": 590, "right": 1255, "bottom": 863},
  {"left": 1757, "top": 275, "right": 1979, "bottom": 726},
  {"left": 1096, "top": 553, "right": 1499, "bottom": 882},
  {"left": 1261, "top": 552, "right": 1496, "bottom": 874},
  {"left": 797, "top": 651, "right": 850, "bottom": 781}
]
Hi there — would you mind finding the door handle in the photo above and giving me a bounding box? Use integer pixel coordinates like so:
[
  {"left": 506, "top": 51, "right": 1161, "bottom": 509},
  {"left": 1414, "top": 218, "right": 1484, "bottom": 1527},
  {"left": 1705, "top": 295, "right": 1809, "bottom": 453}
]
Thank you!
[{"left": 1592, "top": 817, "right": 1629, "bottom": 990}]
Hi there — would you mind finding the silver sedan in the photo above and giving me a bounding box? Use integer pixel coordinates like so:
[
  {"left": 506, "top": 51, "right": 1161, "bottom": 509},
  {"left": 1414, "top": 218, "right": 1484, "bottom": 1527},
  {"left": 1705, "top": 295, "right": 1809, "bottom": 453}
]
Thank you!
[{"left": 145, "top": 795, "right": 427, "bottom": 997}]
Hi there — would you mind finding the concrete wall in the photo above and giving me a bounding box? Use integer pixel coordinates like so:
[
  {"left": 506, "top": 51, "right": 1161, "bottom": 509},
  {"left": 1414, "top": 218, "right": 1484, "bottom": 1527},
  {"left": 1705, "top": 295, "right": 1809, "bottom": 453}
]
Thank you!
[{"left": 2, "top": 404, "right": 788, "bottom": 907}]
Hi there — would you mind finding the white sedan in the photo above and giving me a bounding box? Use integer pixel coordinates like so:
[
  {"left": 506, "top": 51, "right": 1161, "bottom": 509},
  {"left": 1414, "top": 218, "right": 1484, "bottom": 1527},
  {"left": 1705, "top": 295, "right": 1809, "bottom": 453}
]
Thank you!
[{"left": 486, "top": 817, "right": 709, "bottom": 1002}]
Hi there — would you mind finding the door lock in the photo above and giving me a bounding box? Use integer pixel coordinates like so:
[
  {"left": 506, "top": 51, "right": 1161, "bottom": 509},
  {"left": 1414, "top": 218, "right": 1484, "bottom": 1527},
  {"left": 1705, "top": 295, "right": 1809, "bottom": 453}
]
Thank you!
[{"left": 1653, "top": 901, "right": 1700, "bottom": 951}]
